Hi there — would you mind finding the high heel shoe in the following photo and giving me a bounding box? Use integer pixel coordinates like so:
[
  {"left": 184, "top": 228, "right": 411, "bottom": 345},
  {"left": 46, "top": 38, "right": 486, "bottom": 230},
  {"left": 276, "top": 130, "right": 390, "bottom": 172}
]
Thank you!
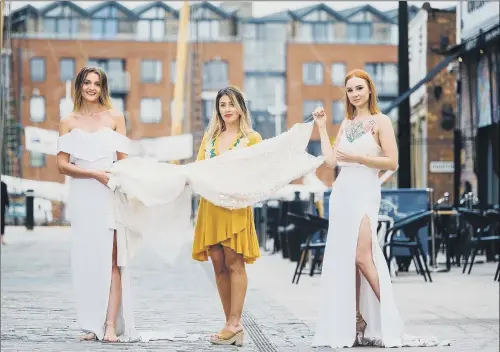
[
  {"left": 210, "top": 329, "right": 244, "bottom": 347},
  {"left": 355, "top": 311, "right": 367, "bottom": 345}
]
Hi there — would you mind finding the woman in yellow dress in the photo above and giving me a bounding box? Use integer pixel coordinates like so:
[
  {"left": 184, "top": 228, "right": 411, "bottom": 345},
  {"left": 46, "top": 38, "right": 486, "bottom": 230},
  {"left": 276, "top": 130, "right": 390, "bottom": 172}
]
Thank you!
[{"left": 193, "top": 86, "right": 262, "bottom": 347}]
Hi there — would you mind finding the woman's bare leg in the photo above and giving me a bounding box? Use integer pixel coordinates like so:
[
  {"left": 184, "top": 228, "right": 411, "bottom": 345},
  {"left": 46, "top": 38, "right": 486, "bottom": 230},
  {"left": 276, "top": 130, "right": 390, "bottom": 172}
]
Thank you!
[
  {"left": 103, "top": 233, "right": 121, "bottom": 342},
  {"left": 223, "top": 246, "right": 247, "bottom": 334},
  {"left": 209, "top": 244, "right": 231, "bottom": 335},
  {"left": 355, "top": 215, "right": 380, "bottom": 301}
]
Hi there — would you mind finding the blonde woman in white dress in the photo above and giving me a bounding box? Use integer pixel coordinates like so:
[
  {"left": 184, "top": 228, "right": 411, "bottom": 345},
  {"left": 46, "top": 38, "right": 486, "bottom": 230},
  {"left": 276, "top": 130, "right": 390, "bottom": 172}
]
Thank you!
[
  {"left": 57, "top": 66, "right": 133, "bottom": 342},
  {"left": 311, "top": 69, "right": 441, "bottom": 348}
]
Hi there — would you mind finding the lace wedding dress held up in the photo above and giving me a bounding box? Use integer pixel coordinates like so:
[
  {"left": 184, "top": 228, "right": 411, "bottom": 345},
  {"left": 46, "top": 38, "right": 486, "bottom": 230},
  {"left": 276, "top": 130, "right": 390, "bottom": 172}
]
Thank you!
[
  {"left": 107, "top": 122, "right": 324, "bottom": 266},
  {"left": 58, "top": 126, "right": 199, "bottom": 343},
  {"left": 312, "top": 120, "right": 448, "bottom": 348}
]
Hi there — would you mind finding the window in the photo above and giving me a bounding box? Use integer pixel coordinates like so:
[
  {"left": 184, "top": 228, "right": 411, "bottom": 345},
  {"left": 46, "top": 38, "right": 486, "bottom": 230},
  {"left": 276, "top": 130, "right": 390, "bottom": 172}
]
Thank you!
[
  {"left": 244, "top": 40, "right": 286, "bottom": 72},
  {"left": 347, "top": 24, "right": 372, "bottom": 42},
  {"left": 307, "top": 141, "right": 322, "bottom": 157},
  {"left": 379, "top": 100, "right": 398, "bottom": 121},
  {"left": 30, "top": 58, "right": 46, "bottom": 82},
  {"left": 60, "top": 58, "right": 75, "bottom": 82},
  {"left": 192, "top": 20, "right": 220, "bottom": 41},
  {"left": 332, "top": 100, "right": 345, "bottom": 124},
  {"left": 203, "top": 60, "right": 228, "bottom": 90},
  {"left": 112, "top": 96, "right": 125, "bottom": 114},
  {"left": 202, "top": 99, "right": 214, "bottom": 127},
  {"left": 91, "top": 5, "right": 133, "bottom": 40},
  {"left": 140, "top": 98, "right": 162, "bottom": 123},
  {"left": 245, "top": 75, "right": 285, "bottom": 112},
  {"left": 59, "top": 97, "right": 73, "bottom": 120},
  {"left": 170, "top": 61, "right": 176, "bottom": 83},
  {"left": 245, "top": 76, "right": 284, "bottom": 112},
  {"left": 29, "top": 152, "right": 46, "bottom": 168},
  {"left": 88, "top": 59, "right": 124, "bottom": 73},
  {"left": 312, "top": 23, "right": 330, "bottom": 42},
  {"left": 303, "top": 62, "right": 323, "bottom": 85},
  {"left": 30, "top": 96, "right": 46, "bottom": 122},
  {"left": 43, "top": 8, "right": 81, "bottom": 37},
  {"left": 331, "top": 63, "right": 346, "bottom": 86},
  {"left": 141, "top": 60, "right": 162, "bottom": 83},
  {"left": 303, "top": 100, "right": 323, "bottom": 122},
  {"left": 365, "top": 63, "right": 398, "bottom": 95},
  {"left": 137, "top": 19, "right": 165, "bottom": 41}
]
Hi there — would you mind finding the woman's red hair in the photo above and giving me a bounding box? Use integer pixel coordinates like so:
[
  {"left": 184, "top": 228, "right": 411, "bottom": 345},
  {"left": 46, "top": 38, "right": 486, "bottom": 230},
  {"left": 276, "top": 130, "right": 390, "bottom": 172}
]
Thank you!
[{"left": 343, "top": 69, "right": 381, "bottom": 120}]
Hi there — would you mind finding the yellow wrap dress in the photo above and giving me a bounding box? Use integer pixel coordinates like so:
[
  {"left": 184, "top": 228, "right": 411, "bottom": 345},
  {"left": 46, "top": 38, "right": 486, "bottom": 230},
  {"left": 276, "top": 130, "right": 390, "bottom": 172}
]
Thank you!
[{"left": 192, "top": 131, "right": 262, "bottom": 264}]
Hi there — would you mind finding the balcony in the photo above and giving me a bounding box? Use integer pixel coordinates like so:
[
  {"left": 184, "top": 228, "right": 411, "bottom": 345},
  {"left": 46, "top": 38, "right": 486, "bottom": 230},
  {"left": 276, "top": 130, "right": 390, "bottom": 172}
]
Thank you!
[
  {"left": 107, "top": 71, "right": 130, "bottom": 94},
  {"left": 11, "top": 31, "right": 240, "bottom": 42}
]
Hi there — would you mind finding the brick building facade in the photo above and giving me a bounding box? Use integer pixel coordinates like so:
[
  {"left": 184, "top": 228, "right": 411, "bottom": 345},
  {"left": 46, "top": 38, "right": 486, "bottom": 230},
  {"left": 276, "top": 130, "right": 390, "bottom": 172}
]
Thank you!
[
  {"left": 5, "top": 1, "right": 413, "bottom": 191},
  {"left": 409, "top": 5, "right": 457, "bottom": 201}
]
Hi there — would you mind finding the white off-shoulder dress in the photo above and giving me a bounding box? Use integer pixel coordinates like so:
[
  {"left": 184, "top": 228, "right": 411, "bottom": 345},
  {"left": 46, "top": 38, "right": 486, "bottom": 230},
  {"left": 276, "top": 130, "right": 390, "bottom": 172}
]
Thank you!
[{"left": 57, "top": 127, "right": 136, "bottom": 341}]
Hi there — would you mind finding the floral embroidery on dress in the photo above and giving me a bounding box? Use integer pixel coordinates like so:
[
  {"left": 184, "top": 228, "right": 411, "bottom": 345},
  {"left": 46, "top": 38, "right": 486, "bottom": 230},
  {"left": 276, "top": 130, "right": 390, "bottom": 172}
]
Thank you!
[
  {"left": 345, "top": 120, "right": 376, "bottom": 143},
  {"left": 205, "top": 133, "right": 250, "bottom": 159}
]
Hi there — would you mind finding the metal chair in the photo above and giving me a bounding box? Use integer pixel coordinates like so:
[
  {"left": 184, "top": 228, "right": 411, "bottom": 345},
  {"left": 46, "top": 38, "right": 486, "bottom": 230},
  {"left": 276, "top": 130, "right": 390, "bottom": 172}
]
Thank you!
[
  {"left": 383, "top": 210, "right": 433, "bottom": 282},
  {"left": 290, "top": 213, "right": 328, "bottom": 284}
]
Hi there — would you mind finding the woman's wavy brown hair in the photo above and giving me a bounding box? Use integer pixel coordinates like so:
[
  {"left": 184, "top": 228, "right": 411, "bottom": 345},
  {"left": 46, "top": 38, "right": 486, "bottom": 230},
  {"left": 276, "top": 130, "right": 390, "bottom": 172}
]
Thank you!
[{"left": 73, "top": 66, "right": 112, "bottom": 112}]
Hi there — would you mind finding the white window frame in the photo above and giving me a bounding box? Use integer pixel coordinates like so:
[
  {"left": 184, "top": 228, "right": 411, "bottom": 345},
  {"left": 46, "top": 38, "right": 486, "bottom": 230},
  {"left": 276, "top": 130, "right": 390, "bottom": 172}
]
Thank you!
[
  {"left": 29, "top": 152, "right": 46, "bottom": 168},
  {"left": 332, "top": 100, "right": 345, "bottom": 124},
  {"left": 30, "top": 58, "right": 46, "bottom": 82},
  {"left": 303, "top": 100, "right": 323, "bottom": 121},
  {"left": 141, "top": 59, "right": 163, "bottom": 83},
  {"left": 302, "top": 62, "right": 323, "bottom": 85},
  {"left": 140, "top": 98, "right": 162, "bottom": 123},
  {"left": 60, "top": 58, "right": 75, "bottom": 82},
  {"left": 30, "top": 96, "right": 46, "bottom": 122},
  {"left": 331, "top": 63, "right": 346, "bottom": 86},
  {"left": 59, "top": 97, "right": 73, "bottom": 120}
]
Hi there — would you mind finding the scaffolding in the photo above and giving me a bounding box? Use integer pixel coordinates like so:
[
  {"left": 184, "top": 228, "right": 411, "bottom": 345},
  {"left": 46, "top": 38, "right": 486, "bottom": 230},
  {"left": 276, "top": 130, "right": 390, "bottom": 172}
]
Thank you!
[{"left": 1, "top": 0, "right": 19, "bottom": 177}]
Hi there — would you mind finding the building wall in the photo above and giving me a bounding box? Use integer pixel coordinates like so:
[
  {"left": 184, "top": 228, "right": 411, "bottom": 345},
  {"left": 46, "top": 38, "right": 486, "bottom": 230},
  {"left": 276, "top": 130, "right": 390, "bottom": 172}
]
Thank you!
[
  {"left": 409, "top": 9, "right": 429, "bottom": 189},
  {"left": 286, "top": 43, "right": 398, "bottom": 186},
  {"left": 12, "top": 38, "right": 243, "bottom": 183},
  {"left": 425, "top": 9, "right": 457, "bottom": 201}
]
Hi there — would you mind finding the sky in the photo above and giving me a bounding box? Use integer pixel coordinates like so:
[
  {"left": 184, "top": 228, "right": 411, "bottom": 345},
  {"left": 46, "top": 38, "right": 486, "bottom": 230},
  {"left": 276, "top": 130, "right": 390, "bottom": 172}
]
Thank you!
[{"left": 9, "top": 1, "right": 456, "bottom": 17}]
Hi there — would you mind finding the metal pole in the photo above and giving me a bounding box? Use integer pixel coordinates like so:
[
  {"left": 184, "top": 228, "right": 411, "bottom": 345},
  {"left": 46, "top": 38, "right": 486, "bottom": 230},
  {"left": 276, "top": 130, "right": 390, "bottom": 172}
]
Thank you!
[
  {"left": 397, "top": 1, "right": 412, "bottom": 188},
  {"left": 428, "top": 188, "right": 437, "bottom": 267}
]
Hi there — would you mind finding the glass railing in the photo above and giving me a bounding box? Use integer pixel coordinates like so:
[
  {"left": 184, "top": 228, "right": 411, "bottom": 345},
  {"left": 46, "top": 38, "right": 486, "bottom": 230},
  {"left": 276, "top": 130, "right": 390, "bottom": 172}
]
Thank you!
[
  {"left": 288, "top": 35, "right": 394, "bottom": 45},
  {"left": 11, "top": 32, "right": 240, "bottom": 42}
]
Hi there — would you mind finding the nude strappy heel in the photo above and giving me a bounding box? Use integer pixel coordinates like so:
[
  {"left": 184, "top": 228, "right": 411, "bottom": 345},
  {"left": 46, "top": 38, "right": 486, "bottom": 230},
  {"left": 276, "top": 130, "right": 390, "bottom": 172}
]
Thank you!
[
  {"left": 355, "top": 311, "right": 367, "bottom": 345},
  {"left": 210, "top": 329, "right": 244, "bottom": 347}
]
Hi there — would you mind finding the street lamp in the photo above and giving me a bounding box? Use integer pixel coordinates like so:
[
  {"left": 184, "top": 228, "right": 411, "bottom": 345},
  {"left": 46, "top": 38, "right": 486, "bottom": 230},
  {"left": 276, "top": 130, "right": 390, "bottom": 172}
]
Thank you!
[{"left": 267, "top": 82, "right": 287, "bottom": 136}]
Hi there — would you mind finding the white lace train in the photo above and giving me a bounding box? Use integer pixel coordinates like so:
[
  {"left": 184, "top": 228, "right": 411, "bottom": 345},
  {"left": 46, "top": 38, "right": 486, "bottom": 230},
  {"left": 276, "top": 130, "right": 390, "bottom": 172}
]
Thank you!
[{"left": 107, "top": 122, "right": 324, "bottom": 266}]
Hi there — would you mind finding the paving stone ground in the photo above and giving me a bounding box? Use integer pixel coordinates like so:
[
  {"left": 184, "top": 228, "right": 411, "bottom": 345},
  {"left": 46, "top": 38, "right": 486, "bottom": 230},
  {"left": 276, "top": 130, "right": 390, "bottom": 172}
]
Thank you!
[{"left": 1, "top": 226, "right": 499, "bottom": 352}]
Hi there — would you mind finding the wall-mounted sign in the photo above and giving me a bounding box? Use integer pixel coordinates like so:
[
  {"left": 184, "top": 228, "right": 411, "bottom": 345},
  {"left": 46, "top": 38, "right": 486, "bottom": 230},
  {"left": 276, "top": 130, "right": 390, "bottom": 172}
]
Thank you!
[
  {"left": 461, "top": 1, "right": 500, "bottom": 41},
  {"left": 430, "top": 161, "right": 454, "bottom": 173}
]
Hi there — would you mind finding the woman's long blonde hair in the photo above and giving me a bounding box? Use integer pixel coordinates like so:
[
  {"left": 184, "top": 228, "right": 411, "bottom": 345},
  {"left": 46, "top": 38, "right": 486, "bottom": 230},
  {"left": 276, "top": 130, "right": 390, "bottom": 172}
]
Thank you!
[
  {"left": 344, "top": 69, "right": 381, "bottom": 120},
  {"left": 73, "top": 66, "right": 113, "bottom": 112},
  {"left": 205, "top": 86, "right": 253, "bottom": 140}
]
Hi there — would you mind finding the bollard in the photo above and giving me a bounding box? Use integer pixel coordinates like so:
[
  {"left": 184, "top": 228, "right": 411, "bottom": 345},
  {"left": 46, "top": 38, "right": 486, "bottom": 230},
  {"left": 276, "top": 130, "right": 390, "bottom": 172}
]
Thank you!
[{"left": 25, "top": 189, "right": 35, "bottom": 230}]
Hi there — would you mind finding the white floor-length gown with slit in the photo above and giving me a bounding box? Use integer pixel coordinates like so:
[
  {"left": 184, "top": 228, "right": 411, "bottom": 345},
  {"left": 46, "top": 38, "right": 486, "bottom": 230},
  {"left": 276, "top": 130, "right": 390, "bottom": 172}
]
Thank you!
[
  {"left": 58, "top": 127, "right": 137, "bottom": 341},
  {"left": 58, "top": 125, "right": 199, "bottom": 343},
  {"left": 312, "top": 122, "right": 446, "bottom": 348}
]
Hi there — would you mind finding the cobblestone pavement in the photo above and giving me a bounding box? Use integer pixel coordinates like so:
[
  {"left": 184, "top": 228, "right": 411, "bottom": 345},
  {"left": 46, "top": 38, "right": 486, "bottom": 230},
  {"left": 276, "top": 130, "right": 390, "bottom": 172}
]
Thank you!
[{"left": 1, "top": 226, "right": 499, "bottom": 352}]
